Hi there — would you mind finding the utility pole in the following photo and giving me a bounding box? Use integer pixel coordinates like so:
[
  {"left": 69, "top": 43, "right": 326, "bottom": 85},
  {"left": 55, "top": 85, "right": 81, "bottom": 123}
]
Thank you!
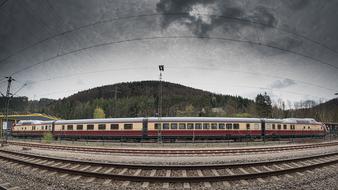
[
  {"left": 158, "top": 65, "right": 164, "bottom": 143},
  {"left": 112, "top": 86, "right": 120, "bottom": 117},
  {"left": 3, "top": 76, "right": 14, "bottom": 143}
]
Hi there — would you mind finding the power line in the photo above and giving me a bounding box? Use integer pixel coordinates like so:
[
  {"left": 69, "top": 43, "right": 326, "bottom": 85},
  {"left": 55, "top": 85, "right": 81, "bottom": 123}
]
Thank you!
[
  {"left": 1, "top": 12, "right": 338, "bottom": 70},
  {"left": 10, "top": 35, "right": 338, "bottom": 77},
  {"left": 0, "top": 0, "right": 8, "bottom": 10},
  {"left": 171, "top": 66, "right": 336, "bottom": 92}
]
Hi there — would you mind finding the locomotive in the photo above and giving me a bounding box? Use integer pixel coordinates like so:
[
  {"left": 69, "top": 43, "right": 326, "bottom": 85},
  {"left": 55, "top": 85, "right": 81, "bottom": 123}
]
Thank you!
[{"left": 11, "top": 117, "right": 326, "bottom": 141}]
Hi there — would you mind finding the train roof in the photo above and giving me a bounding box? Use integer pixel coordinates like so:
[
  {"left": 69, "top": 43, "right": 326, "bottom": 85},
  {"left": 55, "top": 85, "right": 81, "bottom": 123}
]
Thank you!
[
  {"left": 147, "top": 117, "right": 262, "bottom": 123},
  {"left": 17, "top": 120, "right": 54, "bottom": 125},
  {"left": 17, "top": 117, "right": 321, "bottom": 125}
]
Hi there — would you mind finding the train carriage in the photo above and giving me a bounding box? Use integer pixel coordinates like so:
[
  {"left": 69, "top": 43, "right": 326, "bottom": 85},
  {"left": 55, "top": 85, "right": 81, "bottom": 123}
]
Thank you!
[{"left": 11, "top": 117, "right": 326, "bottom": 141}]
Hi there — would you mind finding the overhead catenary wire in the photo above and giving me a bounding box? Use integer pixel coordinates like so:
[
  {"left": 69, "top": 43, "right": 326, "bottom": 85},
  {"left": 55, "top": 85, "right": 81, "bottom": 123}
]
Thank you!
[
  {"left": 0, "top": 0, "right": 8, "bottom": 10},
  {"left": 9, "top": 35, "right": 338, "bottom": 77},
  {"left": 1, "top": 11, "right": 338, "bottom": 69}
]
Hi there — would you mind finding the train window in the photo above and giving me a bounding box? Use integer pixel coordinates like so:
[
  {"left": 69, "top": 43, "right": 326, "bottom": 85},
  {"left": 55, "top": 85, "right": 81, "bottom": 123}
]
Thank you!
[
  {"left": 77, "top": 125, "right": 83, "bottom": 130},
  {"left": 62, "top": 125, "right": 65, "bottom": 130},
  {"left": 110, "top": 124, "right": 119, "bottom": 130},
  {"left": 170, "top": 123, "right": 178, "bottom": 130},
  {"left": 308, "top": 126, "right": 311, "bottom": 129},
  {"left": 226, "top": 124, "right": 233, "bottom": 130},
  {"left": 67, "top": 125, "right": 73, "bottom": 130},
  {"left": 272, "top": 124, "right": 276, "bottom": 130},
  {"left": 246, "top": 124, "right": 250, "bottom": 130},
  {"left": 277, "top": 124, "right": 281, "bottom": 130},
  {"left": 218, "top": 123, "right": 225, "bottom": 129},
  {"left": 195, "top": 123, "right": 202, "bottom": 129},
  {"left": 303, "top": 126, "right": 306, "bottom": 129},
  {"left": 187, "top": 123, "right": 194, "bottom": 129},
  {"left": 32, "top": 126, "right": 36, "bottom": 130},
  {"left": 233, "top": 124, "right": 240, "bottom": 130},
  {"left": 87, "top": 124, "right": 94, "bottom": 130},
  {"left": 163, "top": 123, "right": 170, "bottom": 130},
  {"left": 124, "top": 124, "right": 133, "bottom": 130},
  {"left": 211, "top": 123, "right": 218, "bottom": 129},
  {"left": 98, "top": 124, "right": 106, "bottom": 130},
  {"left": 154, "top": 123, "right": 161, "bottom": 130},
  {"left": 179, "top": 123, "right": 186, "bottom": 129},
  {"left": 203, "top": 123, "right": 210, "bottom": 129},
  {"left": 283, "top": 125, "right": 287, "bottom": 130}
]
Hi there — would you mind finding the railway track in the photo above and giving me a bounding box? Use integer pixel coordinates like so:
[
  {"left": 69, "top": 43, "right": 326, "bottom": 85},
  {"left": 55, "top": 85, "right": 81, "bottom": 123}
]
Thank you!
[
  {"left": 0, "top": 148, "right": 338, "bottom": 186},
  {"left": 6, "top": 140, "right": 338, "bottom": 155}
]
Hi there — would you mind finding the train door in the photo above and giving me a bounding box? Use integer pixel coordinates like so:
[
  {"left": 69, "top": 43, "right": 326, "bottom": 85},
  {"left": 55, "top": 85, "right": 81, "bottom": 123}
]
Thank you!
[
  {"left": 142, "top": 118, "right": 148, "bottom": 139},
  {"left": 261, "top": 120, "right": 266, "bottom": 140}
]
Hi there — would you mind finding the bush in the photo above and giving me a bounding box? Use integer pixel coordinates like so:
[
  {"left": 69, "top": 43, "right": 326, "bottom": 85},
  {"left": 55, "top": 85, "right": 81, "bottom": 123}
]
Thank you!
[{"left": 42, "top": 132, "right": 53, "bottom": 144}]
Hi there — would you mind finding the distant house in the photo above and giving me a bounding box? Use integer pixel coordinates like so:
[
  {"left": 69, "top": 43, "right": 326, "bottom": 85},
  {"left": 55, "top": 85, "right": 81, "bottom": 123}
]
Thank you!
[{"left": 0, "top": 113, "right": 58, "bottom": 130}]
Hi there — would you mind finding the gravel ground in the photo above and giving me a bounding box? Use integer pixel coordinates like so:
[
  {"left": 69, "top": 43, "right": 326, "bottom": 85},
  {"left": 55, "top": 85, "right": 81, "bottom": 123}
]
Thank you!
[
  {"left": 0, "top": 158, "right": 338, "bottom": 189},
  {"left": 3, "top": 144, "right": 338, "bottom": 166},
  {"left": 1, "top": 143, "right": 338, "bottom": 189}
]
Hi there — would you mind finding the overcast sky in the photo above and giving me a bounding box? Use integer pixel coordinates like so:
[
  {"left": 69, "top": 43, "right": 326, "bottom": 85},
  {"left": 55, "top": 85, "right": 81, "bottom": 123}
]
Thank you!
[{"left": 0, "top": 0, "right": 338, "bottom": 106}]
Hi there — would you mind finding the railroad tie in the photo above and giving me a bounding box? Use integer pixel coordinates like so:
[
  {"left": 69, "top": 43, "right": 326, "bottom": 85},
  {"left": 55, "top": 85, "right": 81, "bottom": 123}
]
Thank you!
[
  {"left": 162, "top": 183, "right": 169, "bottom": 189},
  {"left": 60, "top": 174, "right": 69, "bottom": 178},
  {"left": 50, "top": 162, "right": 62, "bottom": 167},
  {"left": 121, "top": 181, "right": 130, "bottom": 187},
  {"left": 306, "top": 170, "right": 314, "bottom": 174},
  {"left": 197, "top": 170, "right": 203, "bottom": 177},
  {"left": 71, "top": 175, "right": 82, "bottom": 180},
  {"left": 282, "top": 164, "right": 293, "bottom": 168},
  {"left": 257, "top": 178, "right": 266, "bottom": 183},
  {"left": 271, "top": 176, "right": 280, "bottom": 181},
  {"left": 8, "top": 186, "right": 20, "bottom": 190},
  {"left": 69, "top": 164, "right": 81, "bottom": 170},
  {"left": 79, "top": 165, "right": 91, "bottom": 171},
  {"left": 23, "top": 166, "right": 31, "bottom": 170},
  {"left": 85, "top": 177, "right": 96, "bottom": 183},
  {"left": 36, "top": 160, "right": 48, "bottom": 165},
  {"left": 273, "top": 164, "right": 284, "bottom": 170},
  {"left": 284, "top": 174, "right": 293, "bottom": 178},
  {"left": 291, "top": 162, "right": 302, "bottom": 168},
  {"left": 45, "top": 161, "right": 55, "bottom": 165},
  {"left": 59, "top": 163, "right": 71, "bottom": 168},
  {"left": 239, "top": 168, "right": 250, "bottom": 174},
  {"left": 150, "top": 169, "right": 156, "bottom": 176},
  {"left": 296, "top": 172, "right": 304, "bottom": 176},
  {"left": 39, "top": 170, "right": 47, "bottom": 174},
  {"left": 240, "top": 179, "right": 249, "bottom": 185},
  {"left": 251, "top": 167, "right": 262, "bottom": 173},
  {"left": 183, "top": 182, "right": 190, "bottom": 189},
  {"left": 222, "top": 181, "right": 231, "bottom": 188},
  {"left": 118, "top": 168, "right": 128, "bottom": 175},
  {"left": 104, "top": 167, "right": 115, "bottom": 174},
  {"left": 211, "top": 169, "right": 219, "bottom": 176},
  {"left": 133, "top": 169, "right": 142, "bottom": 176},
  {"left": 47, "top": 172, "right": 57, "bottom": 176},
  {"left": 141, "top": 182, "right": 149, "bottom": 188},
  {"left": 31, "top": 168, "right": 39, "bottom": 172},
  {"left": 226, "top": 169, "right": 235, "bottom": 175},
  {"left": 103, "top": 179, "right": 112, "bottom": 185},
  {"left": 166, "top": 170, "right": 171, "bottom": 177},
  {"left": 182, "top": 170, "right": 187, "bottom": 177},
  {"left": 0, "top": 183, "right": 10, "bottom": 187},
  {"left": 91, "top": 166, "right": 103, "bottom": 173}
]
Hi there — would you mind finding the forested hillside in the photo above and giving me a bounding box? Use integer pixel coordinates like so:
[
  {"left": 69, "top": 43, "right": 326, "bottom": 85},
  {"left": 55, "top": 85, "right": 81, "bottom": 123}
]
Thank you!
[{"left": 1, "top": 81, "right": 337, "bottom": 122}]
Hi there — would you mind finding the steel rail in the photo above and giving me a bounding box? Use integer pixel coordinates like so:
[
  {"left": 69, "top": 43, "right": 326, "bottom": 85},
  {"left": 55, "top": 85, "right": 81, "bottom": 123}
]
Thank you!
[
  {"left": 7, "top": 140, "right": 338, "bottom": 155},
  {"left": 0, "top": 149, "right": 337, "bottom": 182},
  {"left": 0, "top": 149, "right": 337, "bottom": 170}
]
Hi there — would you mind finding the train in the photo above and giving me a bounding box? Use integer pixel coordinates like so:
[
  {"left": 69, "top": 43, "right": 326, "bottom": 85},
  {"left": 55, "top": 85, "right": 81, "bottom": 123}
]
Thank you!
[{"left": 11, "top": 117, "right": 327, "bottom": 141}]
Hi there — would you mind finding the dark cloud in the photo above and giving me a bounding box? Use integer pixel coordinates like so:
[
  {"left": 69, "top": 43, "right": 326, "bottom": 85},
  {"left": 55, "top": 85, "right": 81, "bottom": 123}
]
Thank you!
[
  {"left": 156, "top": 0, "right": 277, "bottom": 36},
  {"left": 285, "top": 0, "right": 311, "bottom": 10},
  {"left": 270, "top": 79, "right": 296, "bottom": 89}
]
